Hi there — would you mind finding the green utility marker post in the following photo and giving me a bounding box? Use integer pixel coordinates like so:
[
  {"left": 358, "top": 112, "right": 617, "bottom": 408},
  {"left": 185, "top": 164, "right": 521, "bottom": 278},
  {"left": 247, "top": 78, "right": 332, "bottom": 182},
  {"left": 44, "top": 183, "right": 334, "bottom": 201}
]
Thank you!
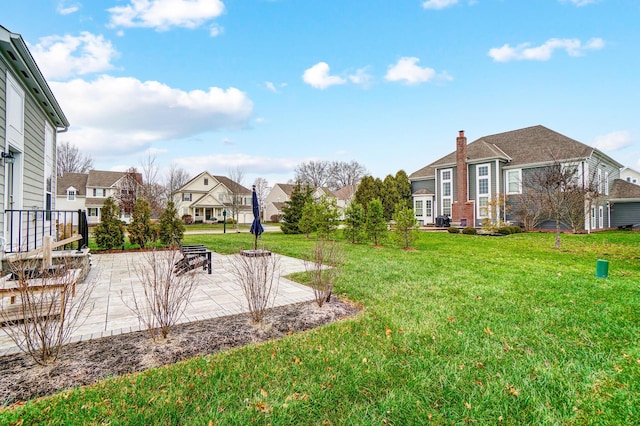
[{"left": 595, "top": 259, "right": 609, "bottom": 278}]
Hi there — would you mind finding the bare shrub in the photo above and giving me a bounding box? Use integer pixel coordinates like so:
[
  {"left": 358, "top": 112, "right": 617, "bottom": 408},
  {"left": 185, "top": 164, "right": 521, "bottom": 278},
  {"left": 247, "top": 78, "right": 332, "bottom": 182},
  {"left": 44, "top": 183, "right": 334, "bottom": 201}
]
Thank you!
[
  {"left": 122, "top": 249, "right": 197, "bottom": 340},
  {"left": 0, "top": 257, "right": 96, "bottom": 365},
  {"left": 304, "top": 239, "right": 342, "bottom": 307},
  {"left": 231, "top": 250, "right": 280, "bottom": 324}
]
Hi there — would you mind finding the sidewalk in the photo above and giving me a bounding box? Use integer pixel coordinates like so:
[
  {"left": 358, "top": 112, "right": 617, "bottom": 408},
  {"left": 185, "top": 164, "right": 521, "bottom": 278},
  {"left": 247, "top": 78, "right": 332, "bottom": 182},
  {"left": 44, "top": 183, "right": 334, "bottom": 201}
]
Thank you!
[{"left": 0, "top": 251, "right": 314, "bottom": 357}]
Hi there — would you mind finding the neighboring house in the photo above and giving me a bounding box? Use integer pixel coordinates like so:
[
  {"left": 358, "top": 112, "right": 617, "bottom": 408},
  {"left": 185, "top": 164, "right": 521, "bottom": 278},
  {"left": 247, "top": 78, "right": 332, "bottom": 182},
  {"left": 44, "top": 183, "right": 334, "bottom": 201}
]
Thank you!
[
  {"left": 56, "top": 170, "right": 142, "bottom": 225},
  {"left": 332, "top": 184, "right": 358, "bottom": 219},
  {"left": 1, "top": 26, "right": 74, "bottom": 252},
  {"left": 173, "top": 171, "right": 252, "bottom": 224},
  {"left": 409, "top": 125, "right": 625, "bottom": 231},
  {"left": 263, "top": 183, "right": 331, "bottom": 222},
  {"left": 609, "top": 179, "right": 640, "bottom": 228},
  {"left": 620, "top": 167, "right": 640, "bottom": 185}
]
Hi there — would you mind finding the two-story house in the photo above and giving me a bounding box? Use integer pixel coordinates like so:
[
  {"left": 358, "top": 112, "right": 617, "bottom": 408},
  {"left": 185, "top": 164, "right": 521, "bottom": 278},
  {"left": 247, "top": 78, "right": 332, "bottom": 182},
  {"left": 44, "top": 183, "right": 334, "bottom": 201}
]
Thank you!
[
  {"left": 410, "top": 126, "right": 628, "bottom": 231},
  {"left": 56, "top": 170, "right": 143, "bottom": 225},
  {"left": 1, "top": 26, "right": 79, "bottom": 253},
  {"left": 173, "top": 171, "right": 252, "bottom": 224}
]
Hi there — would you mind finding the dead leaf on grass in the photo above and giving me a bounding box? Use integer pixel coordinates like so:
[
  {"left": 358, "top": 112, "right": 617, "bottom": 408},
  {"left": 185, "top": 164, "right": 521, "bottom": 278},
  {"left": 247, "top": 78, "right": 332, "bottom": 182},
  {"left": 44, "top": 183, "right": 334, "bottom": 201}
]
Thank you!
[{"left": 484, "top": 327, "right": 493, "bottom": 336}]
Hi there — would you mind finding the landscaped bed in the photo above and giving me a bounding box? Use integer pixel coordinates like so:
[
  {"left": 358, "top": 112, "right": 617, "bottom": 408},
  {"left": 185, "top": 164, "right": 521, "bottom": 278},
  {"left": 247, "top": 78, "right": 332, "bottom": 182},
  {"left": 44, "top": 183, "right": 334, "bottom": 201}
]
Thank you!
[{"left": 1, "top": 231, "right": 639, "bottom": 424}]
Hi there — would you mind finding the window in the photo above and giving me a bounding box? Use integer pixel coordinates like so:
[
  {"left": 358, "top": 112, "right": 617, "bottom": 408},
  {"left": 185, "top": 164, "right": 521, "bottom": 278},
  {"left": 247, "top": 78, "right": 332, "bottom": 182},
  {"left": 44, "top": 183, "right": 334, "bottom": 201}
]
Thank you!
[
  {"left": 67, "top": 190, "right": 76, "bottom": 201},
  {"left": 477, "top": 164, "right": 491, "bottom": 218},
  {"left": 93, "top": 188, "right": 97, "bottom": 196},
  {"left": 440, "top": 169, "right": 452, "bottom": 216},
  {"left": 597, "top": 168, "right": 602, "bottom": 194},
  {"left": 102, "top": 189, "right": 106, "bottom": 197},
  {"left": 506, "top": 169, "right": 522, "bottom": 194},
  {"left": 219, "top": 193, "right": 225, "bottom": 202},
  {"left": 88, "top": 208, "right": 98, "bottom": 217},
  {"left": 604, "top": 171, "right": 609, "bottom": 195},
  {"left": 182, "top": 193, "right": 192, "bottom": 201},
  {"left": 628, "top": 177, "right": 632, "bottom": 182},
  {"left": 204, "top": 178, "right": 209, "bottom": 185},
  {"left": 425, "top": 199, "right": 432, "bottom": 217},
  {"left": 598, "top": 206, "right": 604, "bottom": 229},
  {"left": 591, "top": 207, "right": 596, "bottom": 230},
  {"left": 415, "top": 200, "right": 423, "bottom": 216}
]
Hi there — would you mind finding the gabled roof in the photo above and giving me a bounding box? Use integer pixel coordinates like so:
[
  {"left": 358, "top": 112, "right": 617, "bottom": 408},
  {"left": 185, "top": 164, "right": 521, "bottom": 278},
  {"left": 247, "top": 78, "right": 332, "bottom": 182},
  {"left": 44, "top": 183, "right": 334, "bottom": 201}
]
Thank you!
[
  {"left": 333, "top": 184, "right": 358, "bottom": 201},
  {"left": 213, "top": 175, "right": 251, "bottom": 194},
  {"left": 409, "top": 126, "right": 613, "bottom": 179},
  {"left": 86, "top": 170, "right": 136, "bottom": 188},
  {"left": 610, "top": 179, "right": 640, "bottom": 200},
  {"left": 0, "top": 26, "right": 69, "bottom": 129},
  {"left": 57, "top": 173, "right": 88, "bottom": 196}
]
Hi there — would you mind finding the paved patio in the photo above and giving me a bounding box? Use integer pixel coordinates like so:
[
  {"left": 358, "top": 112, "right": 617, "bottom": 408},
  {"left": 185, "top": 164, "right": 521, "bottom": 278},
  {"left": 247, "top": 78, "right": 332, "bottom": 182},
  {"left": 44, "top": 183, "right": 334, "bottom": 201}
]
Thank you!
[{"left": 0, "top": 251, "right": 315, "bottom": 357}]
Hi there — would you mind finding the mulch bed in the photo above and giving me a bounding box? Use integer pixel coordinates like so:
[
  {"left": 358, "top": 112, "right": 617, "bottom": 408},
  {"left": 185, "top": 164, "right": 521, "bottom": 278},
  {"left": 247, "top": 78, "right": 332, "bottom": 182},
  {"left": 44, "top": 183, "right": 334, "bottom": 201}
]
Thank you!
[{"left": 0, "top": 298, "right": 360, "bottom": 407}]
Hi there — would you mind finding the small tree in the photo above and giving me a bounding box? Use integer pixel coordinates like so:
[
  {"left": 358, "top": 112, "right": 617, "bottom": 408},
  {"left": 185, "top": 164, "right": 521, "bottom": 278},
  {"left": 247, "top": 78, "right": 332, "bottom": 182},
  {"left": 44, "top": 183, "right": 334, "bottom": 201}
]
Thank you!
[
  {"left": 231, "top": 251, "right": 280, "bottom": 324},
  {"left": 0, "top": 258, "right": 96, "bottom": 365},
  {"left": 128, "top": 198, "right": 155, "bottom": 248},
  {"left": 298, "top": 201, "right": 317, "bottom": 238},
  {"left": 122, "top": 249, "right": 197, "bottom": 340},
  {"left": 158, "top": 201, "right": 185, "bottom": 246},
  {"left": 343, "top": 202, "right": 366, "bottom": 243},
  {"left": 305, "top": 239, "right": 342, "bottom": 307},
  {"left": 95, "top": 197, "right": 124, "bottom": 249},
  {"left": 281, "top": 182, "right": 314, "bottom": 234},
  {"left": 366, "top": 198, "right": 387, "bottom": 245},
  {"left": 314, "top": 196, "right": 340, "bottom": 240},
  {"left": 392, "top": 203, "right": 418, "bottom": 249}
]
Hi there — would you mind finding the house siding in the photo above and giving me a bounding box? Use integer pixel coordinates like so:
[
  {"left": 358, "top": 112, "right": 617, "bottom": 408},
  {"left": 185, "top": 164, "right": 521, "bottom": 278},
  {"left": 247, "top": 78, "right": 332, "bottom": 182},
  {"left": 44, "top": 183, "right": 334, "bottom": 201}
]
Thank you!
[
  {"left": 411, "top": 178, "right": 435, "bottom": 194},
  {"left": 0, "top": 59, "right": 8, "bottom": 233}
]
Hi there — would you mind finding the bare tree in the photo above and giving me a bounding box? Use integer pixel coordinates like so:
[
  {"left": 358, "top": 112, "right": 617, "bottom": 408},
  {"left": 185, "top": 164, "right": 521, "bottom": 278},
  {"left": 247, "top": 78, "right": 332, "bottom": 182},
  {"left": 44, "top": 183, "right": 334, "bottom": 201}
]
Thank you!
[
  {"left": 253, "top": 177, "right": 270, "bottom": 218},
  {"left": 165, "top": 163, "right": 191, "bottom": 203},
  {"left": 115, "top": 167, "right": 142, "bottom": 216},
  {"left": 56, "top": 141, "right": 94, "bottom": 176},
  {"left": 139, "top": 153, "right": 164, "bottom": 217},
  {"left": 304, "top": 239, "right": 342, "bottom": 307},
  {"left": 294, "top": 160, "right": 332, "bottom": 189},
  {"left": 122, "top": 249, "right": 198, "bottom": 340},
  {"left": 228, "top": 166, "right": 246, "bottom": 230},
  {"left": 0, "top": 257, "right": 96, "bottom": 365},
  {"left": 231, "top": 251, "right": 280, "bottom": 324},
  {"left": 329, "top": 160, "right": 367, "bottom": 190}
]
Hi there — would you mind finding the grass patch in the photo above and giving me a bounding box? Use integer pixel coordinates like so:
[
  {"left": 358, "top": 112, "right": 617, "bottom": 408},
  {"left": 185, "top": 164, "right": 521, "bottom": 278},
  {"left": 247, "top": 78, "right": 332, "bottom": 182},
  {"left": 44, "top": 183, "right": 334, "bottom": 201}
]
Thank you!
[{"left": 3, "top": 231, "right": 639, "bottom": 424}]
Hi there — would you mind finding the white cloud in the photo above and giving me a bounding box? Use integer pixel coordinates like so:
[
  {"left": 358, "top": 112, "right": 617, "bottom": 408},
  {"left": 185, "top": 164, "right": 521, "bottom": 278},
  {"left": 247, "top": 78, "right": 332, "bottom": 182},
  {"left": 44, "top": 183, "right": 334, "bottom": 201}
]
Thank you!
[
  {"left": 592, "top": 131, "right": 633, "bottom": 152},
  {"left": 265, "top": 81, "right": 277, "bottom": 93},
  {"left": 303, "top": 62, "right": 346, "bottom": 89},
  {"left": 209, "top": 24, "right": 224, "bottom": 37},
  {"left": 488, "top": 37, "right": 605, "bottom": 62},
  {"left": 385, "top": 57, "right": 436, "bottom": 85},
  {"left": 29, "top": 32, "right": 119, "bottom": 80},
  {"left": 422, "top": 0, "right": 458, "bottom": 10},
  {"left": 50, "top": 75, "right": 253, "bottom": 155},
  {"left": 348, "top": 67, "right": 374, "bottom": 87},
  {"left": 57, "top": 1, "right": 80, "bottom": 15},
  {"left": 108, "top": 0, "right": 225, "bottom": 31}
]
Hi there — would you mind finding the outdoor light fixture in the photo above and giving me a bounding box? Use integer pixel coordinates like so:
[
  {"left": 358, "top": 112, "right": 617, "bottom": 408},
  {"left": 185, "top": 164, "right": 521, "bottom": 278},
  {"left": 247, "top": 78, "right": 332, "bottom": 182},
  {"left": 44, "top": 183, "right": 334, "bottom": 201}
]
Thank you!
[{"left": 1, "top": 152, "right": 15, "bottom": 164}]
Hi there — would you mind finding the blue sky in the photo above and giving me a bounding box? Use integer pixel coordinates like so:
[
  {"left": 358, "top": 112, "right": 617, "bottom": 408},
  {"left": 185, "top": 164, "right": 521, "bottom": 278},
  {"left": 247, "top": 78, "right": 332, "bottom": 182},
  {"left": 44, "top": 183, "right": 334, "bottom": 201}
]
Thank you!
[{"left": 3, "top": 0, "right": 640, "bottom": 187}]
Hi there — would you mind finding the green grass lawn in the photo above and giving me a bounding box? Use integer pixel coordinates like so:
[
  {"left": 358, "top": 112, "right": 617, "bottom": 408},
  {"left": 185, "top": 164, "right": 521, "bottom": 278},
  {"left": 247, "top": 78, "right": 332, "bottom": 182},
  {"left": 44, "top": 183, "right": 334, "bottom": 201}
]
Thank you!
[{"left": 2, "top": 231, "right": 639, "bottom": 424}]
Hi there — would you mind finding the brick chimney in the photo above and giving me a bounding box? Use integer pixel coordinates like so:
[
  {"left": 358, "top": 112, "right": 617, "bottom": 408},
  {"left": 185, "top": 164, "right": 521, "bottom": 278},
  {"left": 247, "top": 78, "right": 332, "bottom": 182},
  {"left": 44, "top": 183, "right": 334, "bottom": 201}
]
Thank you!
[{"left": 452, "top": 130, "right": 474, "bottom": 226}]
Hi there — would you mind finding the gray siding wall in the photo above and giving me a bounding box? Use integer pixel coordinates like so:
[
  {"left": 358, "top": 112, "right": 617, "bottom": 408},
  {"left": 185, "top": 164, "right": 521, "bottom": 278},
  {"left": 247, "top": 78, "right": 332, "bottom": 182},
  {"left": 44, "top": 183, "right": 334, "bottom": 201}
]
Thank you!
[
  {"left": 610, "top": 202, "right": 640, "bottom": 227},
  {"left": 23, "top": 87, "right": 48, "bottom": 210}
]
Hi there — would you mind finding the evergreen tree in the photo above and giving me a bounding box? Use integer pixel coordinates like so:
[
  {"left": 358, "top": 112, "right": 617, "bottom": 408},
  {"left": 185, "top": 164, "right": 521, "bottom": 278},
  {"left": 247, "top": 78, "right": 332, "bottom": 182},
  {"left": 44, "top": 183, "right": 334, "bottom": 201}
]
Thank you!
[
  {"left": 343, "top": 202, "right": 366, "bottom": 243},
  {"left": 382, "top": 174, "right": 400, "bottom": 220},
  {"left": 298, "top": 201, "right": 317, "bottom": 238},
  {"left": 392, "top": 203, "right": 418, "bottom": 249},
  {"left": 281, "top": 183, "right": 314, "bottom": 234},
  {"left": 395, "top": 169, "right": 413, "bottom": 209},
  {"left": 95, "top": 197, "right": 124, "bottom": 249},
  {"left": 128, "top": 198, "right": 155, "bottom": 248},
  {"left": 366, "top": 198, "right": 387, "bottom": 246},
  {"left": 354, "top": 176, "right": 379, "bottom": 213},
  {"left": 158, "top": 200, "right": 185, "bottom": 246}
]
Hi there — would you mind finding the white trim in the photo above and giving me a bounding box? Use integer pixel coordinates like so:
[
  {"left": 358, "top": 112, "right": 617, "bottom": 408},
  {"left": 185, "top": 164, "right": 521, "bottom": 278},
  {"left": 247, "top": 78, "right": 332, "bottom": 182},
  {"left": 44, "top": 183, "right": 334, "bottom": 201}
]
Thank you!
[
  {"left": 476, "top": 163, "right": 491, "bottom": 219},
  {"left": 598, "top": 205, "right": 604, "bottom": 229},
  {"left": 505, "top": 169, "right": 522, "bottom": 195},
  {"left": 440, "top": 168, "right": 452, "bottom": 216}
]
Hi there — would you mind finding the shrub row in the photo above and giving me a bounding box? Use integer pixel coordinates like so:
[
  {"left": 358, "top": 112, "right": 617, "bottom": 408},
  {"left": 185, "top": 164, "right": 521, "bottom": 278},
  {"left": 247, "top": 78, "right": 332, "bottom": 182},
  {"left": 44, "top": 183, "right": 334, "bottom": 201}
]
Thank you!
[{"left": 497, "top": 225, "right": 523, "bottom": 235}]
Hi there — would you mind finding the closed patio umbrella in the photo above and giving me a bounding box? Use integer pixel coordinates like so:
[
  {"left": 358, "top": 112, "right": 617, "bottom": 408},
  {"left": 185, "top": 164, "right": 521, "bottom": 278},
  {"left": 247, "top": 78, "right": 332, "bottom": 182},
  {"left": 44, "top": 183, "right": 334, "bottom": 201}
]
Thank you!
[{"left": 249, "top": 185, "right": 264, "bottom": 250}]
